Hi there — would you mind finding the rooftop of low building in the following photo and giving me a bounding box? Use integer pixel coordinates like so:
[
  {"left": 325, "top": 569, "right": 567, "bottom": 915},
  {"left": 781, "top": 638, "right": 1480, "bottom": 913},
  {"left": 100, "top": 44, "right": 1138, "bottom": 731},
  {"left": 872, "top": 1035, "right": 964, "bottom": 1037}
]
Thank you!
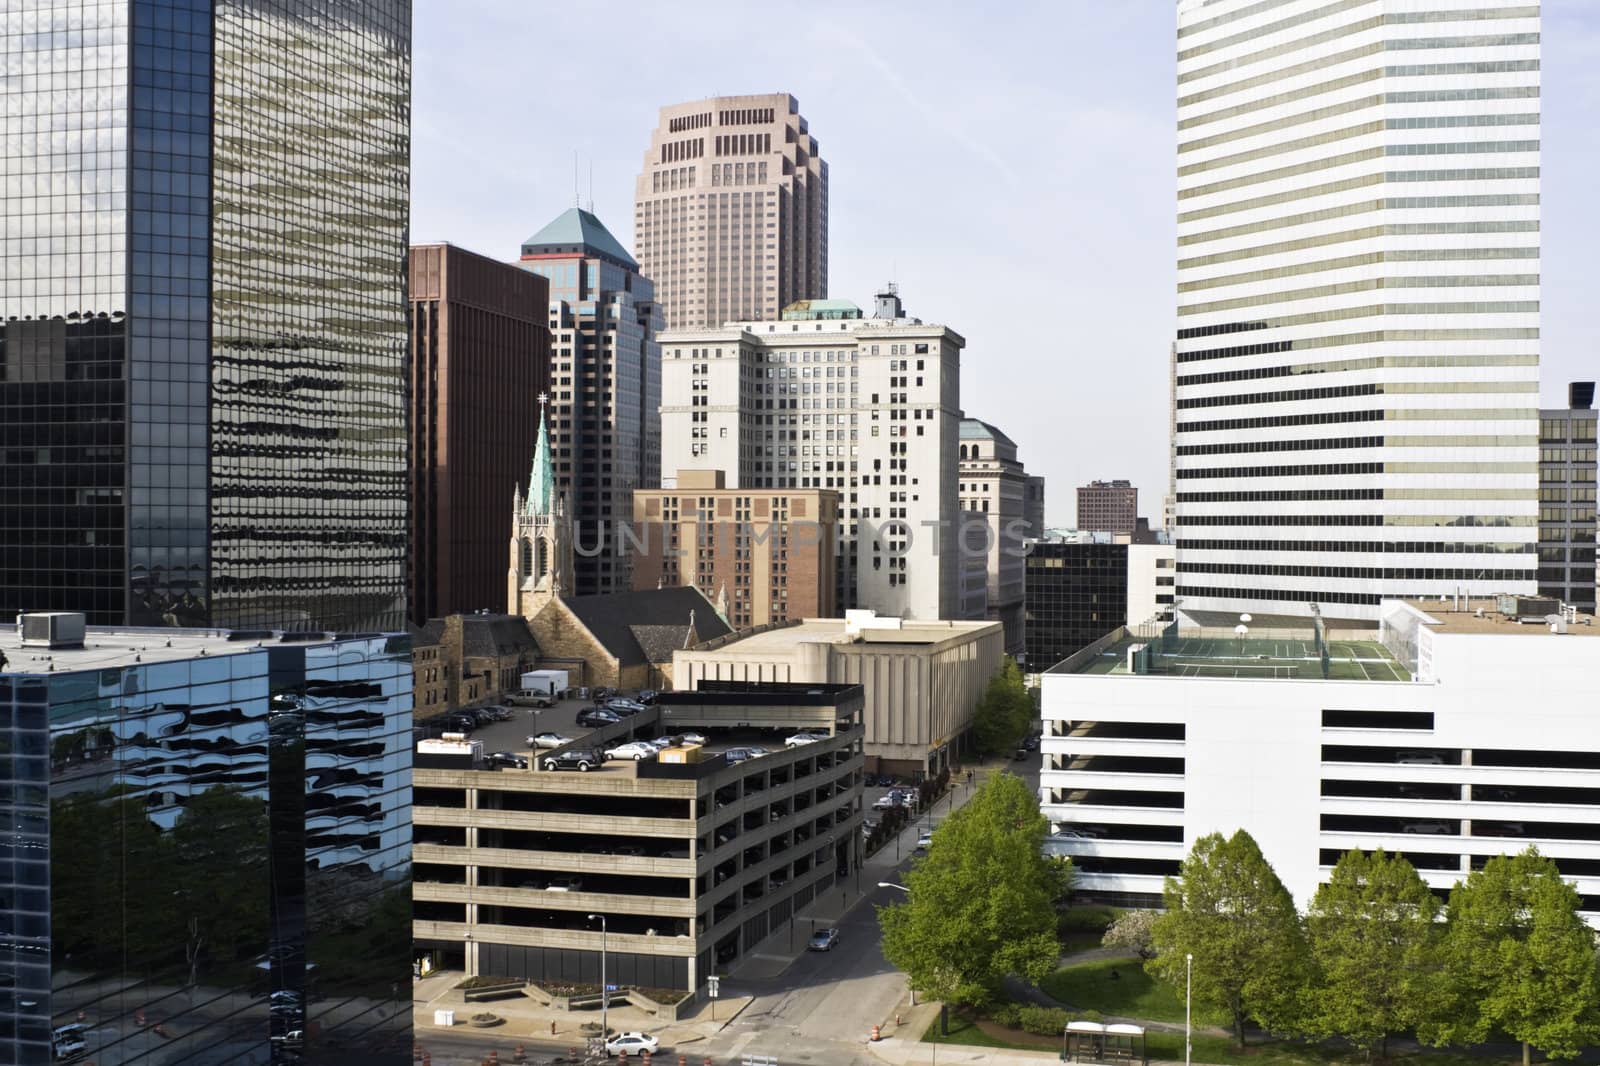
[
  {"left": 0, "top": 619, "right": 348, "bottom": 676},
  {"left": 1396, "top": 597, "right": 1598, "bottom": 637},
  {"left": 690, "top": 613, "right": 1000, "bottom": 655}
]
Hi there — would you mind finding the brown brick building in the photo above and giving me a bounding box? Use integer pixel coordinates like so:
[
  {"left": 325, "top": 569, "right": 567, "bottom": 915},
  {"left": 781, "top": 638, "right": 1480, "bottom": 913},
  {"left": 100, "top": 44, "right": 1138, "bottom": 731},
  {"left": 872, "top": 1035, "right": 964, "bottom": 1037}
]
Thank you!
[
  {"left": 1076, "top": 479, "right": 1139, "bottom": 535},
  {"left": 411, "top": 612, "right": 542, "bottom": 720},
  {"left": 630, "top": 470, "right": 838, "bottom": 629},
  {"left": 409, "top": 244, "right": 550, "bottom": 623}
]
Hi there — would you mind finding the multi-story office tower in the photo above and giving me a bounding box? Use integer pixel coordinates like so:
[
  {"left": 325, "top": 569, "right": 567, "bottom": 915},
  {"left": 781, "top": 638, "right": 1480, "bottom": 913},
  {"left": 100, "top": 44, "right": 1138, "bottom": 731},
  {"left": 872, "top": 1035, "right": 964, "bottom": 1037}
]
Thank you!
[
  {"left": 1022, "top": 537, "right": 1176, "bottom": 672},
  {"left": 1173, "top": 0, "right": 1540, "bottom": 621},
  {"left": 409, "top": 244, "right": 550, "bottom": 623},
  {"left": 659, "top": 289, "right": 965, "bottom": 619},
  {"left": 0, "top": 0, "right": 411, "bottom": 632},
  {"left": 959, "top": 419, "right": 1028, "bottom": 653},
  {"left": 631, "top": 469, "right": 838, "bottom": 628},
  {"left": 1077, "top": 480, "right": 1139, "bottom": 534},
  {"left": 634, "top": 94, "right": 827, "bottom": 328},
  {"left": 518, "top": 208, "right": 663, "bottom": 595},
  {"left": 1024, "top": 475, "right": 1048, "bottom": 538},
  {"left": 1538, "top": 382, "right": 1597, "bottom": 612},
  {"left": 1, "top": 613, "right": 413, "bottom": 1065}
]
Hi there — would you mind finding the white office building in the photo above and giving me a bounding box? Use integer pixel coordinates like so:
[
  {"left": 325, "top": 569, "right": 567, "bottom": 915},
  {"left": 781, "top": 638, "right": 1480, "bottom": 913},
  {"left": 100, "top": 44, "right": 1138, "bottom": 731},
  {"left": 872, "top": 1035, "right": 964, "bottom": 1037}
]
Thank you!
[
  {"left": 1040, "top": 597, "right": 1600, "bottom": 924},
  {"left": 1173, "top": 0, "right": 1541, "bottom": 621},
  {"left": 658, "top": 288, "right": 966, "bottom": 620}
]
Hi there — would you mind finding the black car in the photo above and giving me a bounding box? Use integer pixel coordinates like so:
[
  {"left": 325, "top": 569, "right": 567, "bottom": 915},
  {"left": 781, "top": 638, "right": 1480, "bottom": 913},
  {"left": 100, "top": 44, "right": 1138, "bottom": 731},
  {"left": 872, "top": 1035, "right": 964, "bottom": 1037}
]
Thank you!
[
  {"left": 543, "top": 747, "right": 605, "bottom": 773},
  {"left": 636, "top": 689, "right": 658, "bottom": 705},
  {"left": 441, "top": 715, "right": 476, "bottom": 734},
  {"left": 604, "top": 700, "right": 645, "bottom": 717},
  {"left": 576, "top": 707, "right": 621, "bottom": 728},
  {"left": 486, "top": 751, "right": 528, "bottom": 770},
  {"left": 592, "top": 686, "right": 615, "bottom": 702}
]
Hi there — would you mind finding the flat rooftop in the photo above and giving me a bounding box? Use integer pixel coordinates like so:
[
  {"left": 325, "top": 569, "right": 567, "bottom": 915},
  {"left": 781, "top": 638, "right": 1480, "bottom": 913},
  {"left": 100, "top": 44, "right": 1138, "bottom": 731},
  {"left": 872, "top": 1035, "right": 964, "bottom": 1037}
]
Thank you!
[
  {"left": 695, "top": 616, "right": 998, "bottom": 653},
  {"left": 1401, "top": 599, "right": 1599, "bottom": 637},
  {"left": 1058, "top": 631, "right": 1410, "bottom": 682},
  {"left": 0, "top": 625, "right": 264, "bottom": 675}
]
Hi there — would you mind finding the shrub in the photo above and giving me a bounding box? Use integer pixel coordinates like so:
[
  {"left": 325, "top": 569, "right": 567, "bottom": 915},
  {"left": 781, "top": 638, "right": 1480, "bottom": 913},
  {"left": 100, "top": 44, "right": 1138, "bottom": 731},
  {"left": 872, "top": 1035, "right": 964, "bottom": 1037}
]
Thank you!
[
  {"left": 1018, "top": 1004, "right": 1071, "bottom": 1036},
  {"left": 990, "top": 1002, "right": 1022, "bottom": 1029},
  {"left": 1057, "top": 905, "right": 1120, "bottom": 933}
]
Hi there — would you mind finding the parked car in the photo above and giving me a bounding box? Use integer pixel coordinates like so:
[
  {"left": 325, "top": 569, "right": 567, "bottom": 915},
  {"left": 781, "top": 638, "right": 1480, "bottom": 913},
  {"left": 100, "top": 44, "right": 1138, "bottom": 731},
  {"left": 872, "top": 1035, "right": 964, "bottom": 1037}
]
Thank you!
[
  {"left": 724, "top": 748, "right": 757, "bottom": 765},
  {"left": 441, "top": 714, "right": 476, "bottom": 734},
  {"left": 606, "top": 741, "right": 659, "bottom": 762},
  {"left": 785, "top": 732, "right": 828, "bottom": 748},
  {"left": 605, "top": 1032, "right": 659, "bottom": 1058},
  {"left": 544, "top": 875, "right": 583, "bottom": 892},
  {"left": 636, "top": 689, "right": 659, "bottom": 704},
  {"left": 53, "top": 1023, "right": 88, "bottom": 1061},
  {"left": 486, "top": 707, "right": 515, "bottom": 722},
  {"left": 606, "top": 698, "right": 648, "bottom": 714},
  {"left": 914, "top": 832, "right": 934, "bottom": 853},
  {"left": 678, "top": 731, "right": 708, "bottom": 746},
  {"left": 526, "top": 732, "right": 573, "bottom": 749},
  {"left": 543, "top": 748, "right": 605, "bottom": 773},
  {"left": 486, "top": 751, "right": 528, "bottom": 769},
  {"left": 808, "top": 927, "right": 840, "bottom": 951},
  {"left": 1401, "top": 820, "right": 1453, "bottom": 835},
  {"left": 871, "top": 795, "right": 899, "bottom": 811},
  {"left": 576, "top": 708, "right": 621, "bottom": 728},
  {"left": 510, "top": 693, "right": 554, "bottom": 709},
  {"left": 603, "top": 702, "right": 645, "bottom": 718},
  {"left": 591, "top": 686, "right": 615, "bottom": 702}
]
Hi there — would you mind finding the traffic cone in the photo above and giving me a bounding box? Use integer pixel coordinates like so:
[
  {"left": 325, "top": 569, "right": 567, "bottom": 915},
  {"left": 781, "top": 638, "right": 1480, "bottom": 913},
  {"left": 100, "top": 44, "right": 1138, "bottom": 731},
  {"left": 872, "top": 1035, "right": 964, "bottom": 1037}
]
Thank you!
[{"left": 871, "top": 1024, "right": 882, "bottom": 1041}]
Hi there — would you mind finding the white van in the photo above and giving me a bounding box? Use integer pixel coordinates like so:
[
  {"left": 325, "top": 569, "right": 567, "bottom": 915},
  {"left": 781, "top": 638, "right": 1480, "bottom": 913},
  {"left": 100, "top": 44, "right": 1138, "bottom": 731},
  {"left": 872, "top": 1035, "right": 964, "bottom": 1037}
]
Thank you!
[{"left": 52, "top": 1023, "right": 88, "bottom": 1061}]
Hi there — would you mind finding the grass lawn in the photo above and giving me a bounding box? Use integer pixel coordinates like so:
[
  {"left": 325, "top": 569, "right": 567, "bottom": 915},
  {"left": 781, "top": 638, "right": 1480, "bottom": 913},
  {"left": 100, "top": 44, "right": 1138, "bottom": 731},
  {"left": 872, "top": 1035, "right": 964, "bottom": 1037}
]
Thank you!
[{"left": 1039, "top": 954, "right": 1189, "bottom": 1024}]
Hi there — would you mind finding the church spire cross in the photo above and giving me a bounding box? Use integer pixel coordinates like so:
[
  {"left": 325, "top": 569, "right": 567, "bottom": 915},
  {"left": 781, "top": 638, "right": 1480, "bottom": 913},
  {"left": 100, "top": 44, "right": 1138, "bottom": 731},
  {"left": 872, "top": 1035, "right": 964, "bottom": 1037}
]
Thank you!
[{"left": 526, "top": 395, "right": 555, "bottom": 516}]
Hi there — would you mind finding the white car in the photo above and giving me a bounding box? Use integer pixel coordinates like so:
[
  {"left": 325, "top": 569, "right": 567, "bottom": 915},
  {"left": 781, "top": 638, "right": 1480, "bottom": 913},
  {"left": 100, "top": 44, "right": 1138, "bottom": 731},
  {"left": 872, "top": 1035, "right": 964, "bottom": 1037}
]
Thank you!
[
  {"left": 605, "top": 1032, "right": 659, "bottom": 1057},
  {"left": 526, "top": 732, "right": 573, "bottom": 749},
  {"left": 785, "top": 732, "right": 828, "bottom": 748},
  {"left": 678, "top": 731, "right": 708, "bottom": 746},
  {"left": 605, "top": 741, "right": 659, "bottom": 762}
]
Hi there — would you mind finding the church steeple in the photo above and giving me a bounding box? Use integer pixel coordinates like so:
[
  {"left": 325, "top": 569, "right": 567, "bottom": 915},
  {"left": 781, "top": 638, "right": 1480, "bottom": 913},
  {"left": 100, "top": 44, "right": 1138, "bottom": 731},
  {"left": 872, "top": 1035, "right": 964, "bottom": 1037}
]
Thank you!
[
  {"left": 509, "top": 392, "right": 573, "bottom": 618},
  {"left": 526, "top": 393, "right": 555, "bottom": 516}
]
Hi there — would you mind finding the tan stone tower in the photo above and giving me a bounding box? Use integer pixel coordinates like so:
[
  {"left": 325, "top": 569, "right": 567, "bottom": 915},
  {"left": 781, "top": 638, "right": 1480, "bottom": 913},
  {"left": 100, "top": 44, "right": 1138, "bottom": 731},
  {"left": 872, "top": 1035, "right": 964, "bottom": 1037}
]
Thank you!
[
  {"left": 635, "top": 93, "right": 827, "bottom": 328},
  {"left": 509, "top": 395, "right": 573, "bottom": 618}
]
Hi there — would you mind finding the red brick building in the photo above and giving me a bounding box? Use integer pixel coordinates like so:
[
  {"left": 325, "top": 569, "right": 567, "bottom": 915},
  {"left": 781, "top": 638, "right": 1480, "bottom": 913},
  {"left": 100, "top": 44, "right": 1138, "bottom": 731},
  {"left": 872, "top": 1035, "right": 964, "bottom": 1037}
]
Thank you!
[{"left": 409, "top": 244, "right": 550, "bottom": 622}]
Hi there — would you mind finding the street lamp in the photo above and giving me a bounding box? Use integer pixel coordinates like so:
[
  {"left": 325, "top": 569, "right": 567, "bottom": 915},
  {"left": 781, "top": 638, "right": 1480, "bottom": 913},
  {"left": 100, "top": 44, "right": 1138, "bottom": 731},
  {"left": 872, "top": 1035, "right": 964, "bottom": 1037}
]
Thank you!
[
  {"left": 1185, "top": 952, "right": 1193, "bottom": 1066},
  {"left": 588, "top": 914, "right": 608, "bottom": 1040},
  {"left": 877, "top": 882, "right": 909, "bottom": 893}
]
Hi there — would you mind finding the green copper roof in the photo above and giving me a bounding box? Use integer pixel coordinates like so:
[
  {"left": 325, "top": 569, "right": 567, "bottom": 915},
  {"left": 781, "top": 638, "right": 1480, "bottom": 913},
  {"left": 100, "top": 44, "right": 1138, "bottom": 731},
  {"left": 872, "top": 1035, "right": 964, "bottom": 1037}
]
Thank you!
[
  {"left": 781, "top": 298, "right": 862, "bottom": 320},
  {"left": 520, "top": 207, "right": 637, "bottom": 270},
  {"left": 526, "top": 404, "right": 555, "bottom": 516},
  {"left": 960, "top": 418, "right": 1016, "bottom": 446}
]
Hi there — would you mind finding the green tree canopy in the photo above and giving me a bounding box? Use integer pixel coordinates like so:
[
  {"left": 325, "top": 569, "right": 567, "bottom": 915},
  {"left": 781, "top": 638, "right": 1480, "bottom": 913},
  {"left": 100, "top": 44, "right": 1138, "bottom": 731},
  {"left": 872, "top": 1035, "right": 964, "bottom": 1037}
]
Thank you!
[
  {"left": 1423, "top": 848, "right": 1600, "bottom": 1064},
  {"left": 879, "top": 772, "right": 1062, "bottom": 1007},
  {"left": 1149, "top": 829, "right": 1306, "bottom": 1047},
  {"left": 972, "top": 658, "right": 1032, "bottom": 757},
  {"left": 1303, "top": 848, "right": 1439, "bottom": 1061}
]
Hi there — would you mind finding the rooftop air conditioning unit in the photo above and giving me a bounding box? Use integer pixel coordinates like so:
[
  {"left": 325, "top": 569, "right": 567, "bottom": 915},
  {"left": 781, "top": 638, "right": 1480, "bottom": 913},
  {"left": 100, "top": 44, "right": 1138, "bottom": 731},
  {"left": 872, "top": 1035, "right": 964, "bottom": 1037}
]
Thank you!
[{"left": 19, "top": 612, "right": 86, "bottom": 649}]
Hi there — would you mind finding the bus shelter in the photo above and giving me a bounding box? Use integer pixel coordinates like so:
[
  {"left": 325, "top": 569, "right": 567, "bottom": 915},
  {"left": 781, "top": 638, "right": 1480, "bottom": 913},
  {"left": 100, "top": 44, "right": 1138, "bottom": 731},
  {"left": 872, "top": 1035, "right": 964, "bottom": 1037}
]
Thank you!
[{"left": 1062, "top": 1021, "right": 1147, "bottom": 1065}]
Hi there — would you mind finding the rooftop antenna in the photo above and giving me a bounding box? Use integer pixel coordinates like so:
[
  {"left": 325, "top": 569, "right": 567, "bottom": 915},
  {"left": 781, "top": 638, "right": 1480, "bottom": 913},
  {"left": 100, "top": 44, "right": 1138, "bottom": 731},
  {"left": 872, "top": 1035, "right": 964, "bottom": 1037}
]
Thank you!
[
  {"left": 573, "top": 151, "right": 580, "bottom": 208},
  {"left": 588, "top": 160, "right": 594, "bottom": 214}
]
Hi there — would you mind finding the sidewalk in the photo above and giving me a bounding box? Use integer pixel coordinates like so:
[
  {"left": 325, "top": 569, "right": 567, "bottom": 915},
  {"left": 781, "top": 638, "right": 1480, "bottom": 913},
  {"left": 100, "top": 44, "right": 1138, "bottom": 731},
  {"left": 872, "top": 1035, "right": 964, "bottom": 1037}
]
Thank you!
[{"left": 730, "top": 768, "right": 993, "bottom": 981}]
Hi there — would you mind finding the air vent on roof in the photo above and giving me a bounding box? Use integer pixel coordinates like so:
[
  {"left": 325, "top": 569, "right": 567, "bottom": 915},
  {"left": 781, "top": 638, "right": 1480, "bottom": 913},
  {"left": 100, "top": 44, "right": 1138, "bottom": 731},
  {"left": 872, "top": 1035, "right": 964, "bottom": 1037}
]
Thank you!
[{"left": 19, "top": 612, "right": 86, "bottom": 649}]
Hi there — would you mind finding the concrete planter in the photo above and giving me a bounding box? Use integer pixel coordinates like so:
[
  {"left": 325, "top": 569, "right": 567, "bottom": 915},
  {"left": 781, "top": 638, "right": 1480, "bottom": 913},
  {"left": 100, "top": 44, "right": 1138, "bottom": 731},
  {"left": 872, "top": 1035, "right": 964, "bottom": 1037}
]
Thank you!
[{"left": 461, "top": 980, "right": 526, "bottom": 1003}]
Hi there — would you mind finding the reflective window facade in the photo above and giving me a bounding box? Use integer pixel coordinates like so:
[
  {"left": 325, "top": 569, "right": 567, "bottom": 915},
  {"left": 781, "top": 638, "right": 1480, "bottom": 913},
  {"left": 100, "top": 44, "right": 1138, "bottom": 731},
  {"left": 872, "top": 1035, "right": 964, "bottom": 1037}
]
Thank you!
[
  {"left": 0, "top": 0, "right": 412, "bottom": 632},
  {"left": 1024, "top": 542, "right": 1129, "bottom": 671},
  {"left": 0, "top": 631, "right": 413, "bottom": 1065}
]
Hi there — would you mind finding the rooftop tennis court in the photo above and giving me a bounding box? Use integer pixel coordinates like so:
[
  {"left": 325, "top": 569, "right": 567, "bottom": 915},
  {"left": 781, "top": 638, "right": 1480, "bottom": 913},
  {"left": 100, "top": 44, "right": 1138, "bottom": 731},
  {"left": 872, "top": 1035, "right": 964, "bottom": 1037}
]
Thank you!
[{"left": 1069, "top": 632, "right": 1410, "bottom": 682}]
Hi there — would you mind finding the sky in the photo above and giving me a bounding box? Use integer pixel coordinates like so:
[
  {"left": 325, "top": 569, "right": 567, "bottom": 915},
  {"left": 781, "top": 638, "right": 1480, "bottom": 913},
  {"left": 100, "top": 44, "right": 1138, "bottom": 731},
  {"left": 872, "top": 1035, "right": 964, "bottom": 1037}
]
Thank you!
[{"left": 412, "top": 1, "right": 1600, "bottom": 530}]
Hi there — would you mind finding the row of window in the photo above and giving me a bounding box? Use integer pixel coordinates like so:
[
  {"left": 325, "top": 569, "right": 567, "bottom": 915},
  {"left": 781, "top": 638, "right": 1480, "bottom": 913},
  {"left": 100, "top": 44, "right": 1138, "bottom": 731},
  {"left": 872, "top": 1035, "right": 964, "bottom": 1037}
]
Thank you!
[
  {"left": 1178, "top": 217, "right": 1540, "bottom": 273},
  {"left": 1180, "top": 327, "right": 1540, "bottom": 364},
  {"left": 1179, "top": 513, "right": 1536, "bottom": 528},
  {"left": 1177, "top": 353, "right": 1538, "bottom": 388},
  {"left": 1178, "top": 434, "right": 1381, "bottom": 456},
  {"left": 1178, "top": 561, "right": 1531, "bottom": 582},
  {"left": 1177, "top": 538, "right": 1535, "bottom": 555},
  {"left": 1177, "top": 245, "right": 1539, "bottom": 294}
]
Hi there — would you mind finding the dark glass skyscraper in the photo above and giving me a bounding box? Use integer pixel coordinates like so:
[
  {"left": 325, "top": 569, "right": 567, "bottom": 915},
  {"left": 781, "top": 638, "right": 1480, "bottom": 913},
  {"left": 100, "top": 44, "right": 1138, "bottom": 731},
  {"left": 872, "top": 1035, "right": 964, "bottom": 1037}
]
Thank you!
[
  {"left": 0, "top": 623, "right": 413, "bottom": 1065},
  {"left": 0, "top": 0, "right": 411, "bottom": 632}
]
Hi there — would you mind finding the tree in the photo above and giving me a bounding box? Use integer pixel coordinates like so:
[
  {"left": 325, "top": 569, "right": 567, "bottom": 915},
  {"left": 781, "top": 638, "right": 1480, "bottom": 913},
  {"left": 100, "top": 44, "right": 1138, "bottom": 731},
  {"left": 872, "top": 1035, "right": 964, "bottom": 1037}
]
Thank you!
[
  {"left": 1103, "top": 909, "right": 1158, "bottom": 959},
  {"left": 972, "top": 658, "right": 1032, "bottom": 757},
  {"left": 1302, "top": 849, "right": 1439, "bottom": 1061},
  {"left": 879, "top": 773, "right": 1062, "bottom": 1007},
  {"left": 1149, "top": 830, "right": 1306, "bottom": 1047},
  {"left": 1422, "top": 848, "right": 1600, "bottom": 1065}
]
